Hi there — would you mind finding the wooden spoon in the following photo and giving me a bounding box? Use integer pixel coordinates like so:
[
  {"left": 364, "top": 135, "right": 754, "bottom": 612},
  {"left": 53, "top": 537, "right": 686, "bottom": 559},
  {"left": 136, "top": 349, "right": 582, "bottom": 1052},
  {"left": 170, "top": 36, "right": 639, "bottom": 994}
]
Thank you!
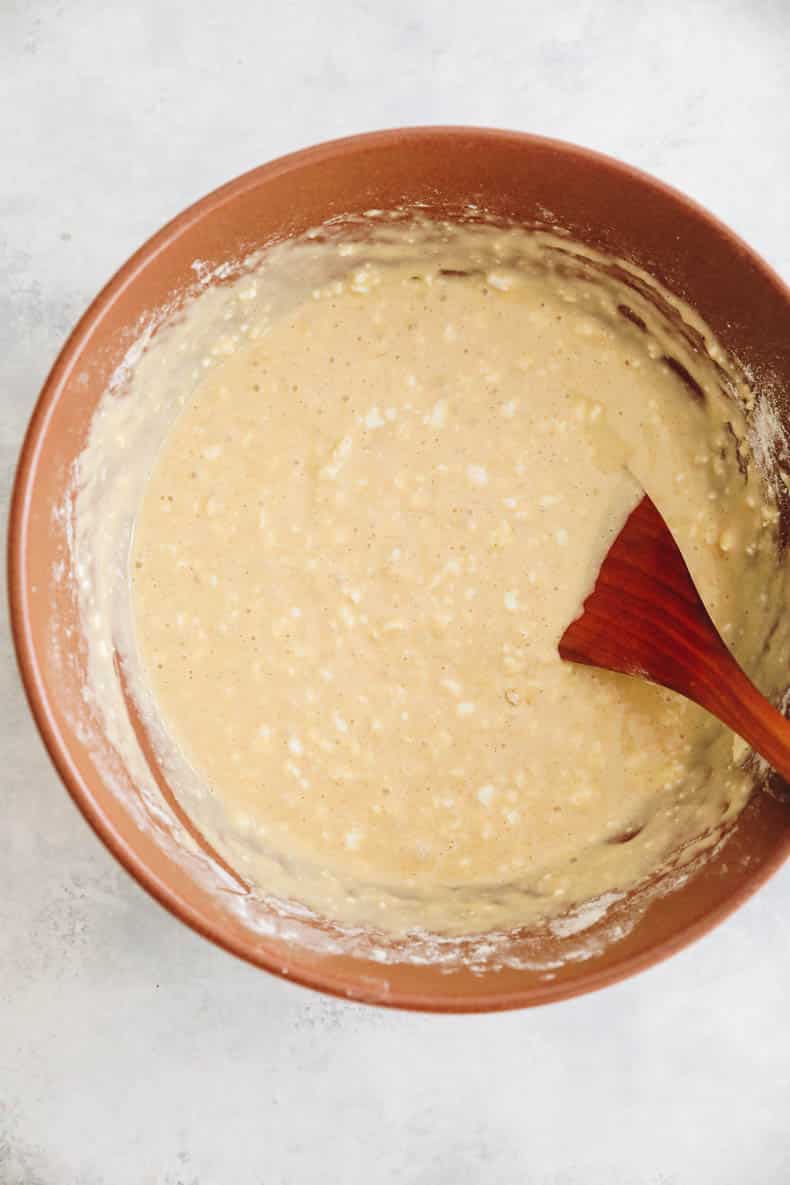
[{"left": 558, "top": 494, "right": 790, "bottom": 783}]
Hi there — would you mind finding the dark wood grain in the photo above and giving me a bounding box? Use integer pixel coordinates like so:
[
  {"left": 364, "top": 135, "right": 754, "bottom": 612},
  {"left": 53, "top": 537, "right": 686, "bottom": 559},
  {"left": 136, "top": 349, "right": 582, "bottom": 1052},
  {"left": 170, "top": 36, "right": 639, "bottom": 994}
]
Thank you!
[{"left": 559, "top": 494, "right": 790, "bottom": 783}]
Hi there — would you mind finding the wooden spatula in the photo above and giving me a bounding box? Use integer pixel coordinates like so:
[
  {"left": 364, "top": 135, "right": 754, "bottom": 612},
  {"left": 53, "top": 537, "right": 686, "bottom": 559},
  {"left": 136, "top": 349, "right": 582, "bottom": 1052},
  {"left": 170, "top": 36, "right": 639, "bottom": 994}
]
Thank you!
[{"left": 558, "top": 494, "right": 790, "bottom": 783}]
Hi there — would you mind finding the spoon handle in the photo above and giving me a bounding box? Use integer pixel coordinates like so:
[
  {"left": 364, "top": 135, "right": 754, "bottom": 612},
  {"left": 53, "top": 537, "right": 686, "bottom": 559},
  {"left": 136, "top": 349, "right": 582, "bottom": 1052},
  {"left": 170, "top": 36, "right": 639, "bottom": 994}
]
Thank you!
[{"left": 687, "top": 640, "right": 790, "bottom": 784}]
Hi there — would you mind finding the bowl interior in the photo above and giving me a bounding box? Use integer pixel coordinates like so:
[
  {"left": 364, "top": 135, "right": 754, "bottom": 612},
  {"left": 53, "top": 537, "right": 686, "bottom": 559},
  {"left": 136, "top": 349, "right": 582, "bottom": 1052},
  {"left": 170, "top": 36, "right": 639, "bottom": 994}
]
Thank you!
[{"left": 10, "top": 128, "right": 790, "bottom": 1010}]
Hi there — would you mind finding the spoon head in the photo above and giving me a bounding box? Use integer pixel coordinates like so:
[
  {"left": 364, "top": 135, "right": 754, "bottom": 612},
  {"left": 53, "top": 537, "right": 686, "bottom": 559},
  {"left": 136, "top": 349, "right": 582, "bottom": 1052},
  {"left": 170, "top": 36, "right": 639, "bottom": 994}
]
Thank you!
[{"left": 558, "top": 494, "right": 724, "bottom": 697}]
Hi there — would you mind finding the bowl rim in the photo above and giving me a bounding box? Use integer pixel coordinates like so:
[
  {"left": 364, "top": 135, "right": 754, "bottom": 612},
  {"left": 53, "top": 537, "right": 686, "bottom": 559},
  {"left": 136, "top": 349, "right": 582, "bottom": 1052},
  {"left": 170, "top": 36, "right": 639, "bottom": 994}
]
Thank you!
[{"left": 8, "top": 125, "right": 790, "bottom": 1012}]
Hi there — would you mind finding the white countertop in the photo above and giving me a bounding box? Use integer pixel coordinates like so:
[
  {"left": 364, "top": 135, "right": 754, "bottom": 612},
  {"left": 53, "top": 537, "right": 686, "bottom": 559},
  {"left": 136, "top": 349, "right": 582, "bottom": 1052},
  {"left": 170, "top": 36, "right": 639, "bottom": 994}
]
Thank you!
[{"left": 3, "top": 2, "right": 789, "bottom": 1181}]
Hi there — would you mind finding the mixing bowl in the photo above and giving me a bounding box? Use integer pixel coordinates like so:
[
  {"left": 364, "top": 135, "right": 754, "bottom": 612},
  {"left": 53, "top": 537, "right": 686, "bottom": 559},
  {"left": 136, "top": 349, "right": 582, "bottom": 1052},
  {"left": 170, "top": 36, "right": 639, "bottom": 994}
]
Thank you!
[{"left": 9, "top": 127, "right": 790, "bottom": 1010}]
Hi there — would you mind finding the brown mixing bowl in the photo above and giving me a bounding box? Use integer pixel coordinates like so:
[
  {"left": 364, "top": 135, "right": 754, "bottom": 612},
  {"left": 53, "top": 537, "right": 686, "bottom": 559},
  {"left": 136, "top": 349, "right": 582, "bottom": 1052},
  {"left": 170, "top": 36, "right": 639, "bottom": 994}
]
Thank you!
[{"left": 9, "top": 128, "right": 790, "bottom": 1010}]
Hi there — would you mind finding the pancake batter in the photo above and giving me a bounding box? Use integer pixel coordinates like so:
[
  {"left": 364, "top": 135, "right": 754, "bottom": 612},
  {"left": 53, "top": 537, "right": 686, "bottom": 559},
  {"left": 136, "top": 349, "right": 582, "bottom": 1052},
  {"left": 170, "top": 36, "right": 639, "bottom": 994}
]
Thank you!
[{"left": 83, "top": 221, "right": 789, "bottom": 935}]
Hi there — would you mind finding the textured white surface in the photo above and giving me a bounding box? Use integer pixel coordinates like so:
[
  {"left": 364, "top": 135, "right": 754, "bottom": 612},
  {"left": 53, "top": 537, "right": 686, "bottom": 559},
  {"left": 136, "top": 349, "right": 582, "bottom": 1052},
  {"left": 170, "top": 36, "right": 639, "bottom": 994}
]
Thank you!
[{"left": 2, "top": 2, "right": 790, "bottom": 1182}]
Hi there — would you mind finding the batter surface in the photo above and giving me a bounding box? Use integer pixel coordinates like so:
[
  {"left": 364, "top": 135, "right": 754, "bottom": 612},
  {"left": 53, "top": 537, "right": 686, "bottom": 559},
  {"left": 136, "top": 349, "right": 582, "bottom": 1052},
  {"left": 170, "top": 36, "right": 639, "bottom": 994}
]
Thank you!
[{"left": 106, "top": 223, "right": 786, "bottom": 934}]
